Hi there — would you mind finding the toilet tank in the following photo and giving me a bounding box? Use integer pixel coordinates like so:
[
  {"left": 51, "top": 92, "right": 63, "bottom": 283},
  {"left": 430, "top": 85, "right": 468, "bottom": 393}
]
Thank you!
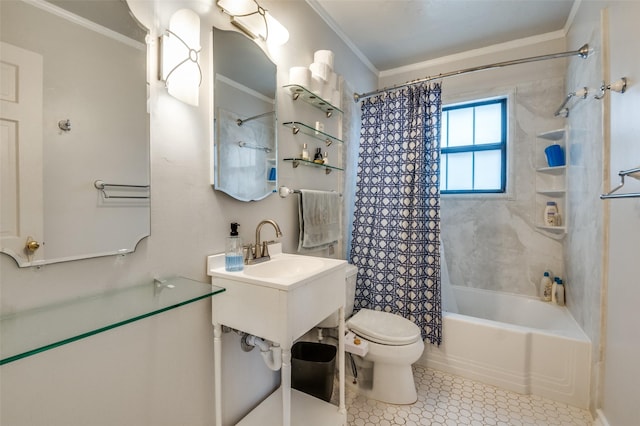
[{"left": 316, "top": 264, "right": 359, "bottom": 328}]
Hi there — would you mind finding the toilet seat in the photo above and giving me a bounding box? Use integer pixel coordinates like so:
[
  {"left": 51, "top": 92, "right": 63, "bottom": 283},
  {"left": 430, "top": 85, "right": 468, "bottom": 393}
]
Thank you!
[{"left": 347, "top": 308, "right": 421, "bottom": 346}]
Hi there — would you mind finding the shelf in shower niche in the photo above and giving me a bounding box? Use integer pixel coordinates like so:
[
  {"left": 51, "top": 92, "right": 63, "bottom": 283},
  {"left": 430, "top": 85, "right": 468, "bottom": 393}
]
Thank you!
[
  {"left": 0, "top": 277, "right": 225, "bottom": 365},
  {"left": 536, "top": 129, "right": 565, "bottom": 140},
  {"left": 282, "top": 121, "right": 343, "bottom": 146},
  {"left": 536, "top": 165, "right": 567, "bottom": 174},
  {"left": 283, "top": 84, "right": 342, "bottom": 117},
  {"left": 534, "top": 224, "right": 567, "bottom": 240},
  {"left": 536, "top": 189, "right": 566, "bottom": 196},
  {"left": 283, "top": 158, "right": 343, "bottom": 174}
]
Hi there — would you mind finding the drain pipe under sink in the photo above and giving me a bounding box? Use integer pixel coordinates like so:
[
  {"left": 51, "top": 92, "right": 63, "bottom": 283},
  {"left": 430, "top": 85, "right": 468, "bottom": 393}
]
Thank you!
[{"left": 241, "top": 334, "right": 282, "bottom": 371}]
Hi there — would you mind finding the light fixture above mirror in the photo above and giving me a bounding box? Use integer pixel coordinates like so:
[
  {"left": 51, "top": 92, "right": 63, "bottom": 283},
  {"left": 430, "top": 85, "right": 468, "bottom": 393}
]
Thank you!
[
  {"left": 159, "top": 8, "right": 202, "bottom": 106},
  {"left": 216, "top": 0, "right": 289, "bottom": 46}
]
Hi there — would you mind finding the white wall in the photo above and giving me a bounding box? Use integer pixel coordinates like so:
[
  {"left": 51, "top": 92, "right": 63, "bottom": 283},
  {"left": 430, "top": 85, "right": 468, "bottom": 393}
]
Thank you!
[
  {"left": 380, "top": 37, "right": 568, "bottom": 297},
  {"left": 0, "top": 1, "right": 376, "bottom": 425}
]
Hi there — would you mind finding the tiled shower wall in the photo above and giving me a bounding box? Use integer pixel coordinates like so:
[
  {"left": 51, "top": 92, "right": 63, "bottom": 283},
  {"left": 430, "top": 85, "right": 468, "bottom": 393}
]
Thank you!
[
  {"left": 565, "top": 3, "right": 606, "bottom": 412},
  {"left": 441, "top": 75, "right": 567, "bottom": 297}
]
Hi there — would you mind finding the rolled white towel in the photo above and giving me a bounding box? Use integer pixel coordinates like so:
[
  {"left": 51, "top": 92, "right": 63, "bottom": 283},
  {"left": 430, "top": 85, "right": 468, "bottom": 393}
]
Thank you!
[
  {"left": 309, "top": 62, "right": 330, "bottom": 82},
  {"left": 289, "top": 66, "right": 310, "bottom": 87},
  {"left": 314, "top": 50, "right": 334, "bottom": 69}
]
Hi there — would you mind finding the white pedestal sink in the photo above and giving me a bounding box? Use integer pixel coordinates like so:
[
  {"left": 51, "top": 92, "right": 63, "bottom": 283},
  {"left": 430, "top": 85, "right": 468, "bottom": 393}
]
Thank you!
[{"left": 207, "top": 244, "right": 347, "bottom": 426}]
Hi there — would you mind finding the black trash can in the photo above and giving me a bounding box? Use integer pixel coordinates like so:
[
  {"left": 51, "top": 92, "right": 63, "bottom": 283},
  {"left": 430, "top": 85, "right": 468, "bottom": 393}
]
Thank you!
[{"left": 291, "top": 341, "right": 336, "bottom": 402}]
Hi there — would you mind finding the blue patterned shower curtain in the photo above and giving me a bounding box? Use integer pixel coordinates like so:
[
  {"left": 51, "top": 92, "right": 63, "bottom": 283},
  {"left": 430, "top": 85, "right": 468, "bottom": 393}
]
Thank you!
[{"left": 350, "top": 83, "right": 442, "bottom": 345}]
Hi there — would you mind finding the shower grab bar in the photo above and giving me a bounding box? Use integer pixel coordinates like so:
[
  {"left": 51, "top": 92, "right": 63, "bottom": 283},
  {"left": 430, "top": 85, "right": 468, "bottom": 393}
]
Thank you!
[
  {"left": 237, "top": 141, "right": 272, "bottom": 153},
  {"left": 94, "top": 180, "right": 150, "bottom": 199},
  {"left": 554, "top": 87, "right": 588, "bottom": 117},
  {"left": 600, "top": 167, "right": 640, "bottom": 199},
  {"left": 236, "top": 111, "right": 275, "bottom": 126}
]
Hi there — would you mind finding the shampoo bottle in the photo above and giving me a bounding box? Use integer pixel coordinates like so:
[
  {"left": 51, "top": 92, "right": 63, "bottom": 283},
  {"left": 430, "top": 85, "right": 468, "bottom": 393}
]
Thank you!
[
  {"left": 544, "top": 202, "right": 559, "bottom": 226},
  {"left": 540, "top": 271, "right": 552, "bottom": 302},
  {"left": 225, "top": 222, "right": 244, "bottom": 272},
  {"left": 555, "top": 279, "right": 565, "bottom": 306}
]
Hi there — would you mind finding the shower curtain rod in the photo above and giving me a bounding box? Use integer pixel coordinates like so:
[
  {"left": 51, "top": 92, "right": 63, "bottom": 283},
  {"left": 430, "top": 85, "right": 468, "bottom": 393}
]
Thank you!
[{"left": 353, "top": 43, "right": 590, "bottom": 102}]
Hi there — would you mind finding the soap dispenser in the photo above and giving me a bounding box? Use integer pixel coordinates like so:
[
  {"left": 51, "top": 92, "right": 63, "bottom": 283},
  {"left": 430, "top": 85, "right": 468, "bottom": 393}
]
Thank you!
[{"left": 225, "top": 222, "right": 244, "bottom": 272}]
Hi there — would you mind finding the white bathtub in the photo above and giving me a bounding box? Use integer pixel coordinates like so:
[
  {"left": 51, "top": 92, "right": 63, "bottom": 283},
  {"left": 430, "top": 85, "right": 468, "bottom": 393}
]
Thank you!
[{"left": 420, "top": 285, "right": 591, "bottom": 409}]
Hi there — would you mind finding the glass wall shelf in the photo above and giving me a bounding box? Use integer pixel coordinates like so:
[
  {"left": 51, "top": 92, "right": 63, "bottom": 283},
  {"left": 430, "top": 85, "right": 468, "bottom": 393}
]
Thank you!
[
  {"left": 283, "top": 121, "right": 343, "bottom": 146},
  {"left": 0, "top": 277, "right": 225, "bottom": 365},
  {"left": 283, "top": 85, "right": 342, "bottom": 117},
  {"left": 283, "top": 158, "right": 344, "bottom": 174}
]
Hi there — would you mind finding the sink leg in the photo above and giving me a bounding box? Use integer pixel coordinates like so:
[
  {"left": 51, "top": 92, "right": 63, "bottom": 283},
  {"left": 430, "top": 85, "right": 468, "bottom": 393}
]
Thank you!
[
  {"left": 213, "top": 323, "right": 223, "bottom": 426},
  {"left": 281, "top": 346, "right": 292, "bottom": 426},
  {"left": 338, "top": 306, "right": 346, "bottom": 415}
]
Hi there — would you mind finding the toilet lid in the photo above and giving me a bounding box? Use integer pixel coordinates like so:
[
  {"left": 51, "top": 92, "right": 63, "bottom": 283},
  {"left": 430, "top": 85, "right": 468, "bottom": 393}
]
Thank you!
[{"left": 347, "top": 309, "right": 421, "bottom": 346}]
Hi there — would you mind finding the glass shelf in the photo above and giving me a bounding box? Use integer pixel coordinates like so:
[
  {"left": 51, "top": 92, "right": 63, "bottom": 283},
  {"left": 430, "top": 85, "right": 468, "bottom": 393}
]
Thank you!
[
  {"left": 283, "top": 84, "right": 343, "bottom": 117},
  {"left": 282, "top": 121, "right": 343, "bottom": 146},
  {"left": 0, "top": 277, "right": 225, "bottom": 365},
  {"left": 283, "top": 158, "right": 344, "bottom": 174}
]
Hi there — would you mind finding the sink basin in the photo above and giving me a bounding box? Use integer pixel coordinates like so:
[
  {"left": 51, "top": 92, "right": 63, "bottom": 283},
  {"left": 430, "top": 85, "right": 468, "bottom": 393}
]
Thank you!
[
  {"left": 207, "top": 244, "right": 346, "bottom": 290},
  {"left": 244, "top": 256, "right": 325, "bottom": 279}
]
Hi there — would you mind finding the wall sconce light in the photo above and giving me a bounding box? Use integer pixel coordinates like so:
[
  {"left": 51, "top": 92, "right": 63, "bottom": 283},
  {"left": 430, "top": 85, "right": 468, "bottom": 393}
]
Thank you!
[
  {"left": 159, "top": 9, "right": 202, "bottom": 106},
  {"left": 216, "top": 0, "right": 289, "bottom": 46}
]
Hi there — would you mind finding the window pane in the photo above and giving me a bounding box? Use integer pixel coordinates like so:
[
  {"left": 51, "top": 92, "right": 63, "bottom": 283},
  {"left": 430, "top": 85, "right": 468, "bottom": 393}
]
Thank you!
[
  {"left": 474, "top": 103, "right": 502, "bottom": 145},
  {"left": 474, "top": 150, "right": 503, "bottom": 190},
  {"left": 441, "top": 112, "right": 448, "bottom": 148},
  {"left": 440, "top": 154, "right": 448, "bottom": 190},
  {"left": 446, "top": 152, "right": 473, "bottom": 190},
  {"left": 447, "top": 108, "right": 473, "bottom": 147}
]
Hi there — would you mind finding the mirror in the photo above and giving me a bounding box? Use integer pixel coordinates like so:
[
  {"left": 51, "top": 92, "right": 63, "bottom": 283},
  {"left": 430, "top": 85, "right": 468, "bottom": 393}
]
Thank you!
[
  {"left": 212, "top": 27, "right": 277, "bottom": 202},
  {"left": 0, "top": 0, "right": 149, "bottom": 267}
]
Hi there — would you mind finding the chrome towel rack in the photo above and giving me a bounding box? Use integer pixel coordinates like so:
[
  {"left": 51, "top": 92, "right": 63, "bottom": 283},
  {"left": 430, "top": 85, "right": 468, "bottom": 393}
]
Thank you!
[
  {"left": 278, "top": 186, "right": 342, "bottom": 198},
  {"left": 600, "top": 167, "right": 640, "bottom": 199},
  {"left": 94, "top": 180, "right": 150, "bottom": 199}
]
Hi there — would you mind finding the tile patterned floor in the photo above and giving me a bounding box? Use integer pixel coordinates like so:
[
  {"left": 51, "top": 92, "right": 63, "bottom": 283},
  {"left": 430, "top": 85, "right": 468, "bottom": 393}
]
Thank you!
[{"left": 340, "top": 365, "right": 594, "bottom": 426}]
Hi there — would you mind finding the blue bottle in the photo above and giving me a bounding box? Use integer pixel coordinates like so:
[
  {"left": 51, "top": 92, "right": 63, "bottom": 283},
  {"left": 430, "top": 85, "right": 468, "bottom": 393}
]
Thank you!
[{"left": 225, "top": 223, "right": 244, "bottom": 272}]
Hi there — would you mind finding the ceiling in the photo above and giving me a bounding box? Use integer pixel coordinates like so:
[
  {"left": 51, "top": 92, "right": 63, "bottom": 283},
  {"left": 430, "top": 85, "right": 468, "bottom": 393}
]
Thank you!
[{"left": 310, "top": 0, "right": 576, "bottom": 73}]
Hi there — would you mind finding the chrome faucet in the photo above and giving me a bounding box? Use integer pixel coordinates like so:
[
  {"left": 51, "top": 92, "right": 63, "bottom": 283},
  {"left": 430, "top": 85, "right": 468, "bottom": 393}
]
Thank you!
[{"left": 245, "top": 219, "right": 282, "bottom": 265}]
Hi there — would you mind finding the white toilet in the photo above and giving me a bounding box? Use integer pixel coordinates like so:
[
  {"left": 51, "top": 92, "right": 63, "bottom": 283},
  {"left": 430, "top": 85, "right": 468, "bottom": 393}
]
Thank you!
[{"left": 318, "top": 264, "right": 424, "bottom": 404}]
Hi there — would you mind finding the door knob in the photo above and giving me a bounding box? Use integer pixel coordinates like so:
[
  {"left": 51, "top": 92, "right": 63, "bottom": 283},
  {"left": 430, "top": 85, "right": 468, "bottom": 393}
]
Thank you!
[{"left": 25, "top": 238, "right": 40, "bottom": 253}]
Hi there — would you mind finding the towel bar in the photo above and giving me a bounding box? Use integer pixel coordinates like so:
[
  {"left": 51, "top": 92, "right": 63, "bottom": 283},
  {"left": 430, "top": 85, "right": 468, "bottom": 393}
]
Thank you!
[{"left": 278, "top": 186, "right": 342, "bottom": 198}]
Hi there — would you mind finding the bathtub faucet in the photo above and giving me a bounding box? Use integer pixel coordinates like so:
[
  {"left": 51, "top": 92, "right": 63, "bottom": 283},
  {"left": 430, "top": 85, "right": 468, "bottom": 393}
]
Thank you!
[{"left": 246, "top": 219, "right": 282, "bottom": 265}]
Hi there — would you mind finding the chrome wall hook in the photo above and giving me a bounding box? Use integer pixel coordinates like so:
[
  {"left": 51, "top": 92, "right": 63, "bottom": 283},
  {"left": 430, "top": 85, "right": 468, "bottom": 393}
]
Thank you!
[{"left": 594, "top": 77, "right": 627, "bottom": 100}]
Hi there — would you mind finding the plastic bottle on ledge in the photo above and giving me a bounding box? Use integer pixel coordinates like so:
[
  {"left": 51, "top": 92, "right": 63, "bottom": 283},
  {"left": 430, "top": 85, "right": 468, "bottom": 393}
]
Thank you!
[
  {"left": 301, "top": 143, "right": 309, "bottom": 161},
  {"left": 540, "top": 271, "right": 552, "bottom": 302},
  {"left": 554, "top": 278, "right": 565, "bottom": 306},
  {"left": 544, "top": 202, "right": 559, "bottom": 226},
  {"left": 225, "top": 222, "right": 244, "bottom": 272}
]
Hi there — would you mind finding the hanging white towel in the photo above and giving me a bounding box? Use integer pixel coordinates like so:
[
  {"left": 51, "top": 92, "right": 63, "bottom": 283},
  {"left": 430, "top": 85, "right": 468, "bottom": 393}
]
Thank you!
[{"left": 298, "top": 189, "right": 341, "bottom": 253}]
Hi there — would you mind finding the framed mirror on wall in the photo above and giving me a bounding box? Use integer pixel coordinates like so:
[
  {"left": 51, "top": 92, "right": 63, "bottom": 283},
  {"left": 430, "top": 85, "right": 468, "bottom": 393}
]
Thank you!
[
  {"left": 211, "top": 27, "right": 277, "bottom": 202},
  {"left": 0, "top": 0, "right": 150, "bottom": 267}
]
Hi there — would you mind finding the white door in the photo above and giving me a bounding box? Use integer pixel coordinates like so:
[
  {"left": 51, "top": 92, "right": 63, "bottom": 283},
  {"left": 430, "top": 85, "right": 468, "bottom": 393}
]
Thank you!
[{"left": 0, "top": 41, "right": 44, "bottom": 265}]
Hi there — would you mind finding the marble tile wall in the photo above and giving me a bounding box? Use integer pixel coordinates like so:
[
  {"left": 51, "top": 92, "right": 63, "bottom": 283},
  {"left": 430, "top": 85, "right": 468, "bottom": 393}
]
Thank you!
[
  {"left": 565, "top": 5, "right": 606, "bottom": 412},
  {"left": 441, "top": 77, "right": 567, "bottom": 297}
]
